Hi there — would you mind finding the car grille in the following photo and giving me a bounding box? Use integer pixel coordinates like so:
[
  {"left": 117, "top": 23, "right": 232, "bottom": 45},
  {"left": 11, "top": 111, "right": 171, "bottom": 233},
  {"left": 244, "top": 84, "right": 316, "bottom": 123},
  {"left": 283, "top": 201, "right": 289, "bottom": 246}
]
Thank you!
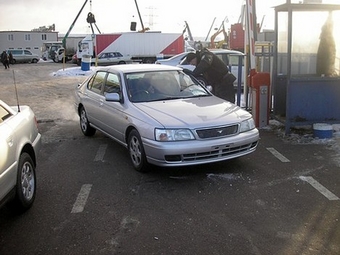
[
  {"left": 196, "top": 124, "right": 239, "bottom": 139},
  {"left": 164, "top": 141, "right": 258, "bottom": 162}
]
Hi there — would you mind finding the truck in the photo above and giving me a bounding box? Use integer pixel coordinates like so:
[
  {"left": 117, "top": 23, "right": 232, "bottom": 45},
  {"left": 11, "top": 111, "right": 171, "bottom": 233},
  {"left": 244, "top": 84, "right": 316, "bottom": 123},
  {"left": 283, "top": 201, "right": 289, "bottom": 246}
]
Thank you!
[
  {"left": 42, "top": 36, "right": 83, "bottom": 63},
  {"left": 76, "top": 32, "right": 184, "bottom": 65}
]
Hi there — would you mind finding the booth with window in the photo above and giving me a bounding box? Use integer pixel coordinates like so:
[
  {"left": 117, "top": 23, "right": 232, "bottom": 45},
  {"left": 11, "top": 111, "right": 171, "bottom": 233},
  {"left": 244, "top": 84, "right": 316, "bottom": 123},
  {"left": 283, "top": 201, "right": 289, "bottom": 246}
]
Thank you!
[{"left": 272, "top": 1, "right": 340, "bottom": 133}]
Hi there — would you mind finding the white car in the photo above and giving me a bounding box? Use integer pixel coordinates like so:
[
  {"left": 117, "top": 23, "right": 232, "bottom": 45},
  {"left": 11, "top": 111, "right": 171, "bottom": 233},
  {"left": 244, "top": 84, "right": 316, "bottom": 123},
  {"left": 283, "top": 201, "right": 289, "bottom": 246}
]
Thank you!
[
  {"left": 156, "top": 49, "right": 245, "bottom": 86},
  {"left": 0, "top": 100, "right": 41, "bottom": 212},
  {"left": 94, "top": 51, "right": 133, "bottom": 66},
  {"left": 178, "top": 49, "right": 245, "bottom": 86},
  {"left": 74, "top": 64, "right": 259, "bottom": 172},
  {"left": 155, "top": 52, "right": 192, "bottom": 66}
]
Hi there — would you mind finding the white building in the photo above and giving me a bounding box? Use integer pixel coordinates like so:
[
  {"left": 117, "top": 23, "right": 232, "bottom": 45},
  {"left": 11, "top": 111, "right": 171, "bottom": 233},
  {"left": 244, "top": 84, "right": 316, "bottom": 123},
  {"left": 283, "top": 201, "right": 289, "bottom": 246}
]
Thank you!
[{"left": 0, "top": 31, "right": 58, "bottom": 57}]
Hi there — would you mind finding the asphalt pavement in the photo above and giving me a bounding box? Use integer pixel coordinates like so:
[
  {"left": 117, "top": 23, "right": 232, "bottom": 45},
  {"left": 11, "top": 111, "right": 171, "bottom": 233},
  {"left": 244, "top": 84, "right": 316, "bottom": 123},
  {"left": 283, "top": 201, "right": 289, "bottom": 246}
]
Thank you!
[{"left": 1, "top": 62, "right": 340, "bottom": 255}]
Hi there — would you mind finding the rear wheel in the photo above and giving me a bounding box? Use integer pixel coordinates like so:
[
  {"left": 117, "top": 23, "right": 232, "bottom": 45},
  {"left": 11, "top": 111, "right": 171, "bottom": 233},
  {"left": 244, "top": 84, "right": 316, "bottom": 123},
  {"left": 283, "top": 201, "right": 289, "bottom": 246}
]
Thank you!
[
  {"left": 128, "top": 129, "right": 149, "bottom": 172},
  {"left": 79, "top": 106, "right": 96, "bottom": 136},
  {"left": 9, "top": 153, "right": 36, "bottom": 213}
]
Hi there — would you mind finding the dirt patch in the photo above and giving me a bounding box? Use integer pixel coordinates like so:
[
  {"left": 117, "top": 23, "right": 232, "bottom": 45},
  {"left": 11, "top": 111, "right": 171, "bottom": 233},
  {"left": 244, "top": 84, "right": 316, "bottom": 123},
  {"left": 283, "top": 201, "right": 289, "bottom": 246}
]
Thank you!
[{"left": 0, "top": 62, "right": 85, "bottom": 122}]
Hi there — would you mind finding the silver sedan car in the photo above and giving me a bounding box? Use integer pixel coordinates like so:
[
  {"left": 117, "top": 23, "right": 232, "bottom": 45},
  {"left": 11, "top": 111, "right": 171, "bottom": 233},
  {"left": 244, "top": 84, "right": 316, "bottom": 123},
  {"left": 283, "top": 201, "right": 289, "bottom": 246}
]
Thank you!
[
  {"left": 95, "top": 51, "right": 133, "bottom": 66},
  {"left": 74, "top": 64, "right": 259, "bottom": 172}
]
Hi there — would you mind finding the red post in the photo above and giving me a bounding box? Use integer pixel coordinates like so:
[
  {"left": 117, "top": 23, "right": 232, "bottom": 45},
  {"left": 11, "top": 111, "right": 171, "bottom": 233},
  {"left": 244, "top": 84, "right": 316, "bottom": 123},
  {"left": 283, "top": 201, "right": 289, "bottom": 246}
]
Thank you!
[{"left": 250, "top": 72, "right": 270, "bottom": 128}]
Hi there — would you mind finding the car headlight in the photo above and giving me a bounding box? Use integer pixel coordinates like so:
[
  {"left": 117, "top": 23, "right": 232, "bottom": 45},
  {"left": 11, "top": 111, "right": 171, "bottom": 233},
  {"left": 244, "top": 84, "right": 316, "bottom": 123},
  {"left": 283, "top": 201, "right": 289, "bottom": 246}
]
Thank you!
[
  {"left": 155, "top": 128, "right": 195, "bottom": 141},
  {"left": 239, "top": 118, "right": 256, "bottom": 133}
]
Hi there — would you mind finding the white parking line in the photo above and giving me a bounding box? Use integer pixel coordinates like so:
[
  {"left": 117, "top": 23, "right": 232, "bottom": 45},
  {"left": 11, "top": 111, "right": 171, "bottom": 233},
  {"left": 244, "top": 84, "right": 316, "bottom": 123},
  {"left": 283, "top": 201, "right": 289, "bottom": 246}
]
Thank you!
[
  {"left": 71, "top": 184, "right": 93, "bottom": 213},
  {"left": 266, "top": 147, "right": 290, "bottom": 162},
  {"left": 299, "top": 176, "right": 340, "bottom": 201},
  {"left": 94, "top": 144, "right": 108, "bottom": 161}
]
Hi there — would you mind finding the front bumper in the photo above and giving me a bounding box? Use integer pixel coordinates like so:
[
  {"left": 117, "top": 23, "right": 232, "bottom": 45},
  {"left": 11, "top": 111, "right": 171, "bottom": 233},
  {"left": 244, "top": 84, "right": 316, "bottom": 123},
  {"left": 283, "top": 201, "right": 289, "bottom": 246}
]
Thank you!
[{"left": 142, "top": 128, "right": 259, "bottom": 167}]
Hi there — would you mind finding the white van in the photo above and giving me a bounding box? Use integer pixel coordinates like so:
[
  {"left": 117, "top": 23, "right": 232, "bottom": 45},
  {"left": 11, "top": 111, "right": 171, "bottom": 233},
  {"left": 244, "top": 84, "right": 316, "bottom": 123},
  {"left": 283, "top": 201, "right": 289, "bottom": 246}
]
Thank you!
[{"left": 6, "top": 49, "right": 40, "bottom": 64}]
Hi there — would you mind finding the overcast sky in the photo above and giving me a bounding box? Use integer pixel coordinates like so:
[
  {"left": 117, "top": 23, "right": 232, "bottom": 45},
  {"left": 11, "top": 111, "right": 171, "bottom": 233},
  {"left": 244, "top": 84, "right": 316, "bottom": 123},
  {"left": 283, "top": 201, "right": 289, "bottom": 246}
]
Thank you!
[
  {"left": 4, "top": 0, "right": 340, "bottom": 37},
  {"left": 0, "top": 0, "right": 289, "bottom": 37}
]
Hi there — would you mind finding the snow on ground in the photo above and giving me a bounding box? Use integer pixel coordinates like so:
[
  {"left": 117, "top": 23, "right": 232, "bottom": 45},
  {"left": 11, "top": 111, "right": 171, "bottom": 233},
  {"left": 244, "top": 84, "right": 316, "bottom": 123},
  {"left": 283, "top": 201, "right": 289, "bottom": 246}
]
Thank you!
[{"left": 52, "top": 66, "right": 96, "bottom": 77}]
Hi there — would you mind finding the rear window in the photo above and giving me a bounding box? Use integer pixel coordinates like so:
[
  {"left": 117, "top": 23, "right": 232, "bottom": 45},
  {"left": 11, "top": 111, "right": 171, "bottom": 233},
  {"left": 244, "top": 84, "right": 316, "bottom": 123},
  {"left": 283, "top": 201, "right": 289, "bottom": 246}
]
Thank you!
[
  {"left": 8, "top": 50, "right": 22, "bottom": 55},
  {"left": 0, "top": 105, "right": 12, "bottom": 123},
  {"left": 229, "top": 55, "right": 244, "bottom": 66}
]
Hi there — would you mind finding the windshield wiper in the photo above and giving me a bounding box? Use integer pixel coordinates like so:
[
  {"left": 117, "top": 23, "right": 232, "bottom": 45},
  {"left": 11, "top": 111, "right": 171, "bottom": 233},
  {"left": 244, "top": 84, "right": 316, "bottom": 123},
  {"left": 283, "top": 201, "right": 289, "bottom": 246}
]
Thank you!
[
  {"left": 190, "top": 94, "right": 210, "bottom": 98},
  {"left": 160, "top": 96, "right": 184, "bottom": 100}
]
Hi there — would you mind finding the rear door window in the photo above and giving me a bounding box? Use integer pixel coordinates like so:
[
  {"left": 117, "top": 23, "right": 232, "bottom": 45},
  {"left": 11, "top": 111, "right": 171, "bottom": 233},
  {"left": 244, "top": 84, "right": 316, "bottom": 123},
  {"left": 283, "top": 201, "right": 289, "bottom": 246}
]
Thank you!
[
  {"left": 0, "top": 105, "right": 12, "bottom": 123},
  {"left": 88, "top": 71, "right": 107, "bottom": 94},
  {"left": 8, "top": 50, "right": 22, "bottom": 55}
]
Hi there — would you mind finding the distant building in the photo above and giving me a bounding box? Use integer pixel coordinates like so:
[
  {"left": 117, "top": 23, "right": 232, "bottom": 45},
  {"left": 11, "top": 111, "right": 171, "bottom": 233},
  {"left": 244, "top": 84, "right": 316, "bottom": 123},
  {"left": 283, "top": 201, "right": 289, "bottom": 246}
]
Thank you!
[
  {"left": 0, "top": 31, "right": 89, "bottom": 59},
  {"left": 0, "top": 31, "right": 58, "bottom": 57}
]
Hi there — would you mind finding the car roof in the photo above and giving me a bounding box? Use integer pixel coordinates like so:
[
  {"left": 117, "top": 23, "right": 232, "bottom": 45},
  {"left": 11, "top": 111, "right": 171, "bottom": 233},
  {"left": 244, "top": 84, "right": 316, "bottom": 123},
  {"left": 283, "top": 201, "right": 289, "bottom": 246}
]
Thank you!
[
  {"left": 96, "top": 64, "right": 182, "bottom": 73},
  {"left": 207, "top": 49, "right": 245, "bottom": 55}
]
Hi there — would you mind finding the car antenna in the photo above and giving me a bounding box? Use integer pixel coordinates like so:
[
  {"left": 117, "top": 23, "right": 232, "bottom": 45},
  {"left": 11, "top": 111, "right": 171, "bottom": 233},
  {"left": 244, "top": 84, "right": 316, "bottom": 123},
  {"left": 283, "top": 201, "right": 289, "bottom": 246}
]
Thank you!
[{"left": 12, "top": 70, "right": 20, "bottom": 112}]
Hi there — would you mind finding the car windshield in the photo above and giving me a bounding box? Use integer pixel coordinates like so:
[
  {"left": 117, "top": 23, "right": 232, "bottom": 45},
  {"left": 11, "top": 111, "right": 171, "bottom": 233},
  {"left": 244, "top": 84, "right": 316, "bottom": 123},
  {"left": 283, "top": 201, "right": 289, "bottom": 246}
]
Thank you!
[{"left": 126, "top": 70, "right": 210, "bottom": 102}]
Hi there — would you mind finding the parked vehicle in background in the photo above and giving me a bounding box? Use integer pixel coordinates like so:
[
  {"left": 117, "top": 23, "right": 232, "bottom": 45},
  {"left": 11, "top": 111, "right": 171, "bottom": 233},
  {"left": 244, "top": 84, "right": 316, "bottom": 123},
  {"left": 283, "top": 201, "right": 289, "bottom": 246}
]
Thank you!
[
  {"left": 74, "top": 64, "right": 258, "bottom": 172},
  {"left": 41, "top": 39, "right": 81, "bottom": 62},
  {"left": 71, "top": 53, "right": 78, "bottom": 64},
  {"left": 0, "top": 100, "right": 41, "bottom": 213},
  {"left": 154, "top": 51, "right": 192, "bottom": 66},
  {"left": 180, "top": 49, "right": 245, "bottom": 86},
  {"left": 53, "top": 47, "right": 74, "bottom": 63},
  {"left": 95, "top": 52, "right": 133, "bottom": 66},
  {"left": 6, "top": 49, "right": 40, "bottom": 64},
  {"left": 77, "top": 32, "right": 184, "bottom": 65},
  {"left": 157, "top": 49, "right": 245, "bottom": 86}
]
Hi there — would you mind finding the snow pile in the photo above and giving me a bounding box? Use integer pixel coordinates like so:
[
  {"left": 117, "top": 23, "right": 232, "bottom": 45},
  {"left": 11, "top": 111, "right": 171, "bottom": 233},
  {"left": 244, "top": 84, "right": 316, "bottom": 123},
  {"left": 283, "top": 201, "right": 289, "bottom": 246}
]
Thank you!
[{"left": 52, "top": 66, "right": 96, "bottom": 77}]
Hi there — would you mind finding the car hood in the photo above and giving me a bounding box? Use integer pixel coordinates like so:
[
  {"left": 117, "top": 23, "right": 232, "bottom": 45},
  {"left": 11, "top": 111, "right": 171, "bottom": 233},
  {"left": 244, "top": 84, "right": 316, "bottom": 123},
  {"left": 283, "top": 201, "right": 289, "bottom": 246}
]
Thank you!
[{"left": 134, "top": 97, "right": 252, "bottom": 128}]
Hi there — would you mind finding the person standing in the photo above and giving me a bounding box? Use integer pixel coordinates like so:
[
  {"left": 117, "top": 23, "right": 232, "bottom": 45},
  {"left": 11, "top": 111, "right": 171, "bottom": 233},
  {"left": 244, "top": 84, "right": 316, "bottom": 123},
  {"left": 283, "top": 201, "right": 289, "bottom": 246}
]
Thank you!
[
  {"left": 185, "top": 49, "right": 236, "bottom": 103},
  {"left": 1, "top": 51, "right": 10, "bottom": 69},
  {"left": 8, "top": 51, "right": 14, "bottom": 64}
]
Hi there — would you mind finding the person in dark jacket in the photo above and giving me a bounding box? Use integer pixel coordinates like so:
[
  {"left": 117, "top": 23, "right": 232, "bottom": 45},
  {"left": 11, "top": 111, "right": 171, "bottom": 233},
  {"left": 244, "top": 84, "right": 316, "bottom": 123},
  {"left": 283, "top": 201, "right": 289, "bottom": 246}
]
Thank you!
[
  {"left": 185, "top": 49, "right": 236, "bottom": 103},
  {"left": 8, "top": 52, "right": 14, "bottom": 64},
  {"left": 1, "top": 51, "right": 10, "bottom": 69}
]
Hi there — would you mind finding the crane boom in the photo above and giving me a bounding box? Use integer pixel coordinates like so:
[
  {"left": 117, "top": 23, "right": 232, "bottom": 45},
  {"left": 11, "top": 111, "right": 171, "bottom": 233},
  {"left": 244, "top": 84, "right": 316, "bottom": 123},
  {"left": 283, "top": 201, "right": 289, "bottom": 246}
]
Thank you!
[
  {"left": 183, "top": 21, "right": 194, "bottom": 41},
  {"left": 134, "top": 0, "right": 145, "bottom": 31},
  {"left": 62, "top": 0, "right": 89, "bottom": 48}
]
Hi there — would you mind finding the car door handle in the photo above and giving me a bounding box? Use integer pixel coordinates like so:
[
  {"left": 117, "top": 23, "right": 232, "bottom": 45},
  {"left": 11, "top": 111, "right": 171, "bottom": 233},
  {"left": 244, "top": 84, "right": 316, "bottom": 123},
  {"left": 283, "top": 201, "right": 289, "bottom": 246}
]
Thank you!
[{"left": 7, "top": 136, "right": 13, "bottom": 147}]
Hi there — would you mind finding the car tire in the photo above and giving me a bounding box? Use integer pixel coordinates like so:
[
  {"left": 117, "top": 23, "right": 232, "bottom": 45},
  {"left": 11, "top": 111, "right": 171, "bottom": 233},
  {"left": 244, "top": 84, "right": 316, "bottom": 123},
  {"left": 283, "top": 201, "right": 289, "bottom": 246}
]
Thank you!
[
  {"left": 32, "top": 58, "right": 38, "bottom": 63},
  {"left": 80, "top": 107, "right": 96, "bottom": 136},
  {"left": 8, "top": 152, "right": 36, "bottom": 213},
  {"left": 128, "top": 129, "right": 149, "bottom": 172}
]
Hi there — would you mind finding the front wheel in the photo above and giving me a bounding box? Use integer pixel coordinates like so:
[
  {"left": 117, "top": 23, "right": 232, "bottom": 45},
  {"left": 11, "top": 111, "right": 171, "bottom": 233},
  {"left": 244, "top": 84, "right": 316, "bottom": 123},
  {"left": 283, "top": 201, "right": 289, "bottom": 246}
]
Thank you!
[
  {"left": 128, "top": 130, "right": 149, "bottom": 172},
  {"left": 79, "top": 107, "right": 96, "bottom": 136},
  {"left": 9, "top": 153, "right": 36, "bottom": 213}
]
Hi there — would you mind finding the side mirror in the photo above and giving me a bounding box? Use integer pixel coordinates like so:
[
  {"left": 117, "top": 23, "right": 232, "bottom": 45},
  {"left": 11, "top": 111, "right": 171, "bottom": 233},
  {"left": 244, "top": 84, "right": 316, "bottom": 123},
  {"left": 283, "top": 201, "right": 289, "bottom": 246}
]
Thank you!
[{"left": 105, "top": 92, "right": 124, "bottom": 104}]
